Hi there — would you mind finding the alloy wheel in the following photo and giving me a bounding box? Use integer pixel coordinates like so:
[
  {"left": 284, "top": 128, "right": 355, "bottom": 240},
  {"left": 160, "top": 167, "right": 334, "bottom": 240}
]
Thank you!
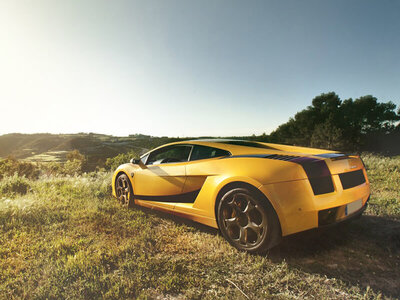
[
  {"left": 220, "top": 191, "right": 267, "bottom": 249},
  {"left": 116, "top": 174, "right": 132, "bottom": 207}
]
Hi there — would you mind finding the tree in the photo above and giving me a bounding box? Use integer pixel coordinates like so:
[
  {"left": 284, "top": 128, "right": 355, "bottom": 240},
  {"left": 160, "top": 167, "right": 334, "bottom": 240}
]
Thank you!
[
  {"left": 270, "top": 92, "right": 400, "bottom": 151},
  {"left": 310, "top": 122, "right": 344, "bottom": 150}
]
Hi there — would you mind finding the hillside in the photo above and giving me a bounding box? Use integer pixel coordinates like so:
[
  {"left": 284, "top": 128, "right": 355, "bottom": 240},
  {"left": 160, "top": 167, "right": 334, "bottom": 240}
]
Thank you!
[{"left": 0, "top": 133, "right": 186, "bottom": 169}]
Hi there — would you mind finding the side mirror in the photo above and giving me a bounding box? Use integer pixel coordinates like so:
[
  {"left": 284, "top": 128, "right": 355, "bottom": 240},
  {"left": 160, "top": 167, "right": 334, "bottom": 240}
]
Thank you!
[
  {"left": 130, "top": 158, "right": 146, "bottom": 168},
  {"left": 130, "top": 158, "right": 139, "bottom": 164}
]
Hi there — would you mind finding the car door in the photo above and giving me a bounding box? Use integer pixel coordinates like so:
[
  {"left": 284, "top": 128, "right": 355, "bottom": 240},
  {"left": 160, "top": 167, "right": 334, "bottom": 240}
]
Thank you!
[
  {"left": 132, "top": 145, "right": 192, "bottom": 210},
  {"left": 174, "top": 145, "right": 231, "bottom": 217},
  {"left": 182, "top": 145, "right": 231, "bottom": 194}
]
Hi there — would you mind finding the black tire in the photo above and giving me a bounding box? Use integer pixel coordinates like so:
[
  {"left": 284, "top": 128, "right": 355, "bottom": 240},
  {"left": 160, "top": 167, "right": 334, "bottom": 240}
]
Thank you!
[
  {"left": 115, "top": 174, "right": 134, "bottom": 208},
  {"left": 217, "top": 187, "right": 280, "bottom": 253}
]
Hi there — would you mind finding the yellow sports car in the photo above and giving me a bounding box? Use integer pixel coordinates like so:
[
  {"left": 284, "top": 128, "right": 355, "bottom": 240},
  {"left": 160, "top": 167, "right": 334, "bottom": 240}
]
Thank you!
[{"left": 112, "top": 140, "right": 370, "bottom": 253}]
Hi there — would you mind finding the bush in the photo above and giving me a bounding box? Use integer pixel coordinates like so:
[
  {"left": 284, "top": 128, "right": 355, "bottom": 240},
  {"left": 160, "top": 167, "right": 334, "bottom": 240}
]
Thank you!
[
  {"left": 66, "top": 150, "right": 86, "bottom": 162},
  {"left": 0, "top": 173, "right": 31, "bottom": 196},
  {"left": 0, "top": 151, "right": 89, "bottom": 178},
  {"left": 62, "top": 150, "right": 87, "bottom": 175},
  {"left": 105, "top": 150, "right": 138, "bottom": 170},
  {"left": 0, "top": 157, "right": 40, "bottom": 180},
  {"left": 41, "top": 162, "right": 63, "bottom": 177},
  {"left": 64, "top": 159, "right": 84, "bottom": 176}
]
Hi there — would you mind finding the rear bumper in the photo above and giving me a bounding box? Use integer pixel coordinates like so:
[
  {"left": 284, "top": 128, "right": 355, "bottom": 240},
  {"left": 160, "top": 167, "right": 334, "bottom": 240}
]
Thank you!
[
  {"left": 259, "top": 175, "right": 370, "bottom": 236},
  {"left": 318, "top": 196, "right": 368, "bottom": 228}
]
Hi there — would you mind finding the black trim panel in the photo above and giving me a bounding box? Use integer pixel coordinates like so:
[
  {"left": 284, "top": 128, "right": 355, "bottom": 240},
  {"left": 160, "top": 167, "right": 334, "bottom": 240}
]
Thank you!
[
  {"left": 339, "top": 169, "right": 366, "bottom": 190},
  {"left": 291, "top": 157, "right": 334, "bottom": 195},
  {"left": 309, "top": 176, "right": 335, "bottom": 195},
  {"left": 134, "top": 189, "right": 200, "bottom": 203}
]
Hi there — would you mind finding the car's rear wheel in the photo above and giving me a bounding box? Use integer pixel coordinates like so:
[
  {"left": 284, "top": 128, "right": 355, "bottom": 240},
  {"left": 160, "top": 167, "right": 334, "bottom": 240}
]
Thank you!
[
  {"left": 217, "top": 187, "right": 279, "bottom": 253},
  {"left": 115, "top": 174, "right": 134, "bottom": 207}
]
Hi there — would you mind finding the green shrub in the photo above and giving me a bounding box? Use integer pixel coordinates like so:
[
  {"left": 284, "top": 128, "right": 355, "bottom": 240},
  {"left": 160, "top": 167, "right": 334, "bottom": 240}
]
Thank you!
[
  {"left": 64, "top": 159, "right": 84, "bottom": 176},
  {"left": 66, "top": 150, "right": 86, "bottom": 162},
  {"left": 0, "top": 174, "right": 31, "bottom": 196},
  {"left": 0, "top": 157, "right": 40, "bottom": 180},
  {"left": 41, "top": 162, "right": 64, "bottom": 176},
  {"left": 105, "top": 150, "right": 138, "bottom": 170},
  {"left": 61, "top": 150, "right": 87, "bottom": 175}
]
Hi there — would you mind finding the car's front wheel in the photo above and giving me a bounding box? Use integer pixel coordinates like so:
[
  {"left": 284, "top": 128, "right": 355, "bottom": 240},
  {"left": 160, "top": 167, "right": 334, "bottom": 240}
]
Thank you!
[
  {"left": 217, "top": 187, "right": 280, "bottom": 253},
  {"left": 115, "top": 174, "right": 134, "bottom": 207}
]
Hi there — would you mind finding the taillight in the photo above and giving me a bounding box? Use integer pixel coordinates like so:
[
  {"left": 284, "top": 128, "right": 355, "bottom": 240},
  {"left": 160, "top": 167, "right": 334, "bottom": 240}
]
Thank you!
[
  {"left": 292, "top": 157, "right": 335, "bottom": 195},
  {"left": 339, "top": 169, "right": 366, "bottom": 189}
]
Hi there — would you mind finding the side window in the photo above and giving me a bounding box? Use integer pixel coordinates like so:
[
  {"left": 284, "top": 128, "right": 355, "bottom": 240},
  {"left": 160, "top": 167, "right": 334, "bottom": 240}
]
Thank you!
[
  {"left": 147, "top": 145, "right": 192, "bottom": 165},
  {"left": 190, "top": 145, "right": 230, "bottom": 161}
]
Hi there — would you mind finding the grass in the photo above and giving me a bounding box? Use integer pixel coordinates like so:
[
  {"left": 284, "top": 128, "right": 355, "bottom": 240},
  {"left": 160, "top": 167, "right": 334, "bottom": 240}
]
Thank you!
[
  {"left": 0, "top": 155, "right": 399, "bottom": 299},
  {"left": 362, "top": 154, "right": 400, "bottom": 216}
]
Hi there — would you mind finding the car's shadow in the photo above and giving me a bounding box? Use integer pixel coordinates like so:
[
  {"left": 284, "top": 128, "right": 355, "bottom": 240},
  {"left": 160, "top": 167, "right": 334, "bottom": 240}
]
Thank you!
[
  {"left": 270, "top": 215, "right": 400, "bottom": 298},
  {"left": 134, "top": 206, "right": 400, "bottom": 298}
]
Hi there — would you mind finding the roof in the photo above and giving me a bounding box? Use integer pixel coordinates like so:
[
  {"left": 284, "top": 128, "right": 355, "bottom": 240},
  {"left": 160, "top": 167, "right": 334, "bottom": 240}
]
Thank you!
[{"left": 151, "top": 139, "right": 335, "bottom": 157}]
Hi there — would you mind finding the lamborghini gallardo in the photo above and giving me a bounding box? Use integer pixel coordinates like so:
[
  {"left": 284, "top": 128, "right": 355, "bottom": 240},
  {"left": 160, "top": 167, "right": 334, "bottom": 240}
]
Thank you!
[{"left": 112, "top": 140, "right": 370, "bottom": 253}]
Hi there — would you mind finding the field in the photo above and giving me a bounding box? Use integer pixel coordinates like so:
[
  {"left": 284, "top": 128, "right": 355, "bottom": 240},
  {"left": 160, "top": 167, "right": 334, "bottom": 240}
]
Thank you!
[{"left": 0, "top": 154, "right": 399, "bottom": 299}]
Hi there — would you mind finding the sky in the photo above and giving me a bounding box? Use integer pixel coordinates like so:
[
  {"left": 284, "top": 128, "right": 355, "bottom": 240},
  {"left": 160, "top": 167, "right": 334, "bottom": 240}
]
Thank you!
[{"left": 0, "top": 0, "right": 399, "bottom": 137}]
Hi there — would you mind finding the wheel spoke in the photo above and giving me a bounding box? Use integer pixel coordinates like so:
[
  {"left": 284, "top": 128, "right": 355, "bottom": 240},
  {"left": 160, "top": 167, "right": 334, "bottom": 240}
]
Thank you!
[
  {"left": 232, "top": 194, "right": 239, "bottom": 202},
  {"left": 229, "top": 194, "right": 243, "bottom": 214},
  {"left": 239, "top": 227, "right": 247, "bottom": 244},
  {"left": 224, "top": 216, "right": 238, "bottom": 228},
  {"left": 244, "top": 199, "right": 255, "bottom": 214},
  {"left": 227, "top": 198, "right": 236, "bottom": 208},
  {"left": 247, "top": 222, "right": 263, "bottom": 241}
]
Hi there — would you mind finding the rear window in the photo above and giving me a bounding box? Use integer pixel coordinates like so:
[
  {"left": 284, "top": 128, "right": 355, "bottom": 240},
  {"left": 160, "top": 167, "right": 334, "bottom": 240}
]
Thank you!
[{"left": 190, "top": 145, "right": 230, "bottom": 161}]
